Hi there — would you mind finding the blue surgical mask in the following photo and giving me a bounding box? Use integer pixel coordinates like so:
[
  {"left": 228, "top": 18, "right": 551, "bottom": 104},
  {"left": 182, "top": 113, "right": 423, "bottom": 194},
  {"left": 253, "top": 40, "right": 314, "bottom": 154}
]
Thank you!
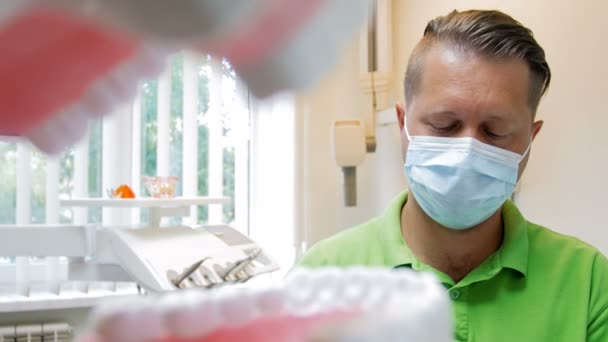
[{"left": 403, "top": 119, "right": 530, "bottom": 230}]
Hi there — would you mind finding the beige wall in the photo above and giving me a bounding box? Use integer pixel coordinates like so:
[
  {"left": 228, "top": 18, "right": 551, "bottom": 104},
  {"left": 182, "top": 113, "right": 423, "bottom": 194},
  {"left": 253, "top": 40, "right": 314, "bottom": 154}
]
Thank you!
[
  {"left": 295, "top": 37, "right": 407, "bottom": 247},
  {"left": 299, "top": 0, "right": 608, "bottom": 255}
]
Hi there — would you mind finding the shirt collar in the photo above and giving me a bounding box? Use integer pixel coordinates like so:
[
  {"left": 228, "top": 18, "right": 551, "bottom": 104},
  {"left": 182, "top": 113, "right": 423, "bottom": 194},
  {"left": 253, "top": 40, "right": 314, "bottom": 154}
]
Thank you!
[
  {"left": 378, "top": 191, "right": 417, "bottom": 267},
  {"left": 499, "top": 199, "right": 529, "bottom": 276},
  {"left": 378, "top": 191, "right": 529, "bottom": 277}
]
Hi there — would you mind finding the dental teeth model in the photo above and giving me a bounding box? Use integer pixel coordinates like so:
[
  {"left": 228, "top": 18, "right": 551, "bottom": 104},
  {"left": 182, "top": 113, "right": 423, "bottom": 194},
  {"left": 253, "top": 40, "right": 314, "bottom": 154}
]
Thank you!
[
  {"left": 0, "top": 0, "right": 370, "bottom": 154},
  {"left": 78, "top": 267, "right": 452, "bottom": 342}
]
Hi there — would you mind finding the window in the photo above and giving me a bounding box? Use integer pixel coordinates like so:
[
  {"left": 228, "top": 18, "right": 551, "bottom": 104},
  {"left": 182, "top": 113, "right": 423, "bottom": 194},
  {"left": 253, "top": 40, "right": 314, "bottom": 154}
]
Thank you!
[
  {"left": 137, "top": 53, "right": 249, "bottom": 227},
  {"left": 0, "top": 53, "right": 251, "bottom": 278},
  {"left": 0, "top": 52, "right": 299, "bottom": 294}
]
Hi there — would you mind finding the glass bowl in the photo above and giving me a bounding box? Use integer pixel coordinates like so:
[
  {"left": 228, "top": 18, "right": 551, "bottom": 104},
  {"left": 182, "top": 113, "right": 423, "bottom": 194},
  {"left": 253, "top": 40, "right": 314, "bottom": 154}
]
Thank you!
[{"left": 143, "top": 176, "right": 178, "bottom": 198}]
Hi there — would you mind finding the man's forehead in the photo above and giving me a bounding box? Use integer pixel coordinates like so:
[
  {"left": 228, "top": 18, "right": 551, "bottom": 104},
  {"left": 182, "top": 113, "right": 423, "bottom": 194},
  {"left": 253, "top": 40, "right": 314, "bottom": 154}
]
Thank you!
[
  {"left": 413, "top": 43, "right": 533, "bottom": 118},
  {"left": 420, "top": 43, "right": 530, "bottom": 81}
]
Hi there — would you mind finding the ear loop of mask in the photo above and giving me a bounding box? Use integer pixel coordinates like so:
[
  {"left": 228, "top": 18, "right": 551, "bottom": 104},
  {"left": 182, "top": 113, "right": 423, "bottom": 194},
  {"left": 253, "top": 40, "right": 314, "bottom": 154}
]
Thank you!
[
  {"left": 403, "top": 114, "right": 412, "bottom": 141},
  {"left": 518, "top": 138, "right": 532, "bottom": 163}
]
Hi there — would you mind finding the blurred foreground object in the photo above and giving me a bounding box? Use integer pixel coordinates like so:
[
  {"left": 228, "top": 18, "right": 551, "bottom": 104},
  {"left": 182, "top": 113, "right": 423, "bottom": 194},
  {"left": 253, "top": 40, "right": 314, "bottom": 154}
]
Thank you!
[
  {"left": 0, "top": 0, "right": 371, "bottom": 154},
  {"left": 77, "top": 267, "right": 451, "bottom": 342}
]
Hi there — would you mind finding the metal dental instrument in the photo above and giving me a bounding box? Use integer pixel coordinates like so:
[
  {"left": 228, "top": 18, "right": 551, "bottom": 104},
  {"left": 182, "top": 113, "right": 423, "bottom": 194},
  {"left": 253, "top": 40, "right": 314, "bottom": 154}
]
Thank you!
[
  {"left": 221, "top": 248, "right": 262, "bottom": 282},
  {"left": 170, "top": 257, "right": 210, "bottom": 288}
]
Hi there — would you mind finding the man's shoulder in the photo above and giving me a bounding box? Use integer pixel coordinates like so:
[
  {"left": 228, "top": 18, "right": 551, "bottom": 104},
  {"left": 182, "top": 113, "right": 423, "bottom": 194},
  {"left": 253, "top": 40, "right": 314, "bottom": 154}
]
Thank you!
[
  {"left": 297, "top": 216, "right": 385, "bottom": 268},
  {"left": 526, "top": 221, "right": 608, "bottom": 290},
  {"left": 526, "top": 221, "right": 603, "bottom": 259},
  {"left": 526, "top": 222, "right": 608, "bottom": 339}
]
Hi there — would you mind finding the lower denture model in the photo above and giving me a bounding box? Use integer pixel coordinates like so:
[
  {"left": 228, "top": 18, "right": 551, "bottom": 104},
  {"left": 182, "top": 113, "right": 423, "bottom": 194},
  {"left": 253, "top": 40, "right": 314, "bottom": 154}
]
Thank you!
[{"left": 77, "top": 267, "right": 452, "bottom": 342}]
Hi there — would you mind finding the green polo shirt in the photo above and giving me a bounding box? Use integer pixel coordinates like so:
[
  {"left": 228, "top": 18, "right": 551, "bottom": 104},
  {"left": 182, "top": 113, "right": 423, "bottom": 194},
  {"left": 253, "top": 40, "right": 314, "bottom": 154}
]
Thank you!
[{"left": 297, "top": 192, "right": 608, "bottom": 342}]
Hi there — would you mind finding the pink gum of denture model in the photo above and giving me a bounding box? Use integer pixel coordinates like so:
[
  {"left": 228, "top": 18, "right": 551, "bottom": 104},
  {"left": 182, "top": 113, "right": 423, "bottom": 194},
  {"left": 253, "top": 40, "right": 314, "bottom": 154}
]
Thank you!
[{"left": 78, "top": 311, "right": 356, "bottom": 342}]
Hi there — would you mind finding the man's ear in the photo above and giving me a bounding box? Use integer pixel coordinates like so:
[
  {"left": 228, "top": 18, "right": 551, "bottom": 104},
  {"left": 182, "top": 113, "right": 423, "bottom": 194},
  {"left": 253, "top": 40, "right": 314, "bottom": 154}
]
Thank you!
[
  {"left": 396, "top": 104, "right": 406, "bottom": 130},
  {"left": 532, "top": 120, "right": 543, "bottom": 140}
]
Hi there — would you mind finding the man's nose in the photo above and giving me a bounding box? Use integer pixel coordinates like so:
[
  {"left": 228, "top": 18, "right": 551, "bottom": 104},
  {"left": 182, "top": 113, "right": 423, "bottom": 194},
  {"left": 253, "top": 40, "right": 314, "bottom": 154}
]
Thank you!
[{"left": 456, "top": 126, "right": 487, "bottom": 144}]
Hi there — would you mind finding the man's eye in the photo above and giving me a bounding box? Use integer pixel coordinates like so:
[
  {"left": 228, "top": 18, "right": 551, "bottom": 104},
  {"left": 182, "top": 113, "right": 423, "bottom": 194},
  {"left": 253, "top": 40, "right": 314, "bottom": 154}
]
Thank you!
[
  {"left": 484, "top": 129, "right": 506, "bottom": 139},
  {"left": 429, "top": 123, "right": 456, "bottom": 133}
]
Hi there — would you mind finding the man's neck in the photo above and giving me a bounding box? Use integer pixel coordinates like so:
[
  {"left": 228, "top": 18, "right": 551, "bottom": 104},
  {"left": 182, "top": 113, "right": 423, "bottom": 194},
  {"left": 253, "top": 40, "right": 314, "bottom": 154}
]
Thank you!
[{"left": 401, "top": 195, "right": 504, "bottom": 283}]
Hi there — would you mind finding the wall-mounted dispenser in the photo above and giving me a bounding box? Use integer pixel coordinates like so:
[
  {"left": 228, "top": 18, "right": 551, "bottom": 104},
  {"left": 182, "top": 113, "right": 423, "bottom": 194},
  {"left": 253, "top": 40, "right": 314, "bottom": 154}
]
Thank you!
[{"left": 332, "top": 120, "right": 367, "bottom": 207}]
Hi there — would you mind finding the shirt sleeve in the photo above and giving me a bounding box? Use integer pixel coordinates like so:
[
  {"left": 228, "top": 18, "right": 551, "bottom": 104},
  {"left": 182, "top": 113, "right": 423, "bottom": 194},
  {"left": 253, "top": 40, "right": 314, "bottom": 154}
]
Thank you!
[
  {"left": 293, "top": 240, "right": 332, "bottom": 268},
  {"left": 588, "top": 252, "right": 608, "bottom": 341}
]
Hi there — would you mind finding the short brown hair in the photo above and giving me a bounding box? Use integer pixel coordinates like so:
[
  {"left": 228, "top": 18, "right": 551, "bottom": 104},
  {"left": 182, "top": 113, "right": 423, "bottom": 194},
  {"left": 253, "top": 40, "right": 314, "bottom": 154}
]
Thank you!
[{"left": 404, "top": 10, "right": 551, "bottom": 112}]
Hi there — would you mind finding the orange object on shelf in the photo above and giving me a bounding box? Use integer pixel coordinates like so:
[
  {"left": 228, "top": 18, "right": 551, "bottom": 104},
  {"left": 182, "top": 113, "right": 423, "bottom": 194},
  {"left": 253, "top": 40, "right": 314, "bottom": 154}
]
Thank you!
[{"left": 113, "top": 185, "right": 136, "bottom": 199}]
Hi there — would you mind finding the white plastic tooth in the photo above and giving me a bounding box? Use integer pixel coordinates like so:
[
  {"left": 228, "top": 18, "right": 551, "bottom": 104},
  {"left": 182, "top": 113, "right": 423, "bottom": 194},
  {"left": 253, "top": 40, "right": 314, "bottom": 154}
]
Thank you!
[
  {"left": 157, "top": 290, "right": 185, "bottom": 313},
  {"left": 363, "top": 283, "right": 391, "bottom": 312},
  {"left": 314, "top": 267, "right": 340, "bottom": 283},
  {"left": 164, "top": 290, "right": 222, "bottom": 339},
  {"left": 104, "top": 59, "right": 143, "bottom": 103},
  {"left": 130, "top": 45, "right": 172, "bottom": 79},
  {"left": 335, "top": 272, "right": 366, "bottom": 309},
  {"left": 340, "top": 282, "right": 366, "bottom": 308},
  {"left": 26, "top": 118, "right": 67, "bottom": 154},
  {"left": 28, "top": 46, "right": 166, "bottom": 155},
  {"left": 94, "top": 296, "right": 165, "bottom": 342},
  {"left": 319, "top": 269, "right": 349, "bottom": 310},
  {"left": 375, "top": 270, "right": 404, "bottom": 296},
  {"left": 254, "top": 285, "right": 286, "bottom": 317},
  {"left": 26, "top": 103, "right": 89, "bottom": 155},
  {"left": 284, "top": 274, "right": 317, "bottom": 313},
  {"left": 288, "top": 268, "right": 344, "bottom": 315},
  {"left": 391, "top": 269, "right": 417, "bottom": 289},
  {"left": 124, "top": 301, "right": 166, "bottom": 342},
  {"left": 85, "top": 81, "right": 119, "bottom": 118},
  {"left": 217, "top": 287, "right": 258, "bottom": 327},
  {"left": 285, "top": 269, "right": 313, "bottom": 289},
  {"left": 57, "top": 106, "right": 89, "bottom": 142},
  {"left": 344, "top": 268, "right": 374, "bottom": 294},
  {"left": 305, "top": 268, "right": 336, "bottom": 295},
  {"left": 101, "top": 74, "right": 134, "bottom": 107},
  {"left": 316, "top": 284, "right": 337, "bottom": 308},
  {"left": 418, "top": 271, "right": 444, "bottom": 294},
  {"left": 95, "top": 310, "right": 134, "bottom": 342}
]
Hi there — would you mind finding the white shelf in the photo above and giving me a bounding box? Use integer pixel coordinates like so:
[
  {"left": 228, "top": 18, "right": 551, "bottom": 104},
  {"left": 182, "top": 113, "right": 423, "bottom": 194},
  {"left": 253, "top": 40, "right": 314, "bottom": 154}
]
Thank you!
[
  {"left": 0, "top": 288, "right": 139, "bottom": 313},
  {"left": 60, "top": 196, "right": 231, "bottom": 227},
  {"left": 60, "top": 196, "right": 230, "bottom": 208}
]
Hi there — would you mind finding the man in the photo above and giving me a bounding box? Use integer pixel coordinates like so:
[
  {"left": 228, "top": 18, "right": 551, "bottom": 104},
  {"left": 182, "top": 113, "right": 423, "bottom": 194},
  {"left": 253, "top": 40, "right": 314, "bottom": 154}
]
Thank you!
[{"left": 297, "top": 9, "right": 608, "bottom": 341}]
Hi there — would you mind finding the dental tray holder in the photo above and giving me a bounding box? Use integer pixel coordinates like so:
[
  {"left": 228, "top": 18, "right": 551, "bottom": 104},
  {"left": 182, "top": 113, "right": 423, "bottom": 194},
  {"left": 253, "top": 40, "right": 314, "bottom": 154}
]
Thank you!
[
  {"left": 99, "top": 225, "right": 279, "bottom": 292},
  {"left": 0, "top": 224, "right": 280, "bottom": 294},
  {"left": 82, "top": 225, "right": 279, "bottom": 293}
]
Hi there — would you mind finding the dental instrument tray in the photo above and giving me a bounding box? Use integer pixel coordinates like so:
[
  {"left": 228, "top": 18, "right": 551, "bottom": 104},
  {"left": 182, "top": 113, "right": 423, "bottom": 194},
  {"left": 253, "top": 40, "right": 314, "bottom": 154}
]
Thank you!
[
  {"left": 93, "top": 225, "right": 279, "bottom": 292},
  {"left": 0, "top": 224, "right": 279, "bottom": 294}
]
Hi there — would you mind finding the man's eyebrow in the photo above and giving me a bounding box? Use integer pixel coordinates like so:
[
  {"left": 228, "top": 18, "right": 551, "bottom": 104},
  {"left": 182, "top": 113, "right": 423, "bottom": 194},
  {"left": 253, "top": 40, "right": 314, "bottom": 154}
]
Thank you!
[
  {"left": 485, "top": 113, "right": 512, "bottom": 122},
  {"left": 424, "top": 111, "right": 513, "bottom": 121},
  {"left": 424, "top": 110, "right": 460, "bottom": 118}
]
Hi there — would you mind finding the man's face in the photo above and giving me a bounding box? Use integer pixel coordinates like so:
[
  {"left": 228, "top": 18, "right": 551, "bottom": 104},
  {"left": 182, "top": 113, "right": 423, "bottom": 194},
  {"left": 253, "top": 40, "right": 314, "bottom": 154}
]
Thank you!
[{"left": 397, "top": 43, "right": 544, "bottom": 179}]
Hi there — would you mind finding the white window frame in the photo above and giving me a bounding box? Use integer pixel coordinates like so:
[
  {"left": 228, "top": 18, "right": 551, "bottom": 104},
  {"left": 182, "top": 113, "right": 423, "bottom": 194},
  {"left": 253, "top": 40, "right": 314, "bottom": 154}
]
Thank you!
[{"left": 0, "top": 54, "right": 259, "bottom": 302}]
